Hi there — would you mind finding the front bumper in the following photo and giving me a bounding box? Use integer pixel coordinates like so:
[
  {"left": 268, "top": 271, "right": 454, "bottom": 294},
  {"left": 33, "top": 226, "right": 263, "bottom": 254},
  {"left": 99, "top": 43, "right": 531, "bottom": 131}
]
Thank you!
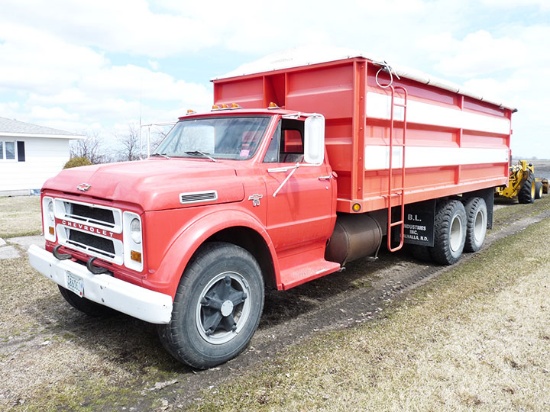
[{"left": 28, "top": 244, "right": 172, "bottom": 324}]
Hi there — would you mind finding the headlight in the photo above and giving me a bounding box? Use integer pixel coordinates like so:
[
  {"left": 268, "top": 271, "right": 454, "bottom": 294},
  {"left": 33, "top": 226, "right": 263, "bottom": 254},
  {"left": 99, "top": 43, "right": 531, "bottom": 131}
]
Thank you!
[
  {"left": 130, "top": 218, "right": 142, "bottom": 244},
  {"left": 43, "top": 197, "right": 56, "bottom": 241},
  {"left": 123, "top": 211, "right": 144, "bottom": 272},
  {"left": 47, "top": 200, "right": 54, "bottom": 221}
]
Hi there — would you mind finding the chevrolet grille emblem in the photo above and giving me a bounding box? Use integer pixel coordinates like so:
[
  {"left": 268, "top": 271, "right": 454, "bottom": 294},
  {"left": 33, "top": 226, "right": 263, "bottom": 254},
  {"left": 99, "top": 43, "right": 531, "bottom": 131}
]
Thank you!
[{"left": 77, "top": 183, "right": 91, "bottom": 192}]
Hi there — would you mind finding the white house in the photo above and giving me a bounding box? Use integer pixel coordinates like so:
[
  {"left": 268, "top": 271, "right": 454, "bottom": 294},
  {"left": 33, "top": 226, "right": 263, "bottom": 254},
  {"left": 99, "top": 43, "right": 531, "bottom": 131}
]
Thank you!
[{"left": 0, "top": 117, "right": 85, "bottom": 196}]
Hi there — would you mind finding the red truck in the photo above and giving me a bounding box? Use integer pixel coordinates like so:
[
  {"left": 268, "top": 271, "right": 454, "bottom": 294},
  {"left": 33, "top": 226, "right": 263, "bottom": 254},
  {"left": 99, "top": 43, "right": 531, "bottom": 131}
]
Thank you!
[{"left": 29, "top": 52, "right": 515, "bottom": 369}]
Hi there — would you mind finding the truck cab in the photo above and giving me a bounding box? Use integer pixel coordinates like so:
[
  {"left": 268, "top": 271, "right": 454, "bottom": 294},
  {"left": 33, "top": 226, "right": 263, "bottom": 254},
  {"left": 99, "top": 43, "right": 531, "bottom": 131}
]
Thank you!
[{"left": 29, "top": 106, "right": 339, "bottom": 369}]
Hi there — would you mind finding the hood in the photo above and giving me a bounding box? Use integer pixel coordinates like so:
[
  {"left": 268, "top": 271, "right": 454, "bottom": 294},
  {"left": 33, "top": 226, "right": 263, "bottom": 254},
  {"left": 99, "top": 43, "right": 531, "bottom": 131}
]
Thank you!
[{"left": 42, "top": 159, "right": 245, "bottom": 211}]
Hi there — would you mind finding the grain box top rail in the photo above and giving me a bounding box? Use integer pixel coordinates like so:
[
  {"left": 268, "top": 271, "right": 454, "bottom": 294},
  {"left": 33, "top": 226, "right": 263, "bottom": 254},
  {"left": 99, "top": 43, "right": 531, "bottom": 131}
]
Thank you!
[{"left": 214, "top": 47, "right": 517, "bottom": 113}]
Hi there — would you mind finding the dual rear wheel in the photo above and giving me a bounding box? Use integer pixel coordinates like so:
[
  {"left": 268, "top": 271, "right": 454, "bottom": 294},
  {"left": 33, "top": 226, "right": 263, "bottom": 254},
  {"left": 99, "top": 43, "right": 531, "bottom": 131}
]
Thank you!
[{"left": 410, "top": 197, "right": 487, "bottom": 265}]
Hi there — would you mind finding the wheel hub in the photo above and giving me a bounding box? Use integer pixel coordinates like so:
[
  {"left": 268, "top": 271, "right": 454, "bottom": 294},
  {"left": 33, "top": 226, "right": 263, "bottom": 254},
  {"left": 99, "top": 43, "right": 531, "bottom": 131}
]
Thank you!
[
  {"left": 197, "top": 273, "right": 250, "bottom": 343},
  {"left": 221, "top": 300, "right": 234, "bottom": 317}
]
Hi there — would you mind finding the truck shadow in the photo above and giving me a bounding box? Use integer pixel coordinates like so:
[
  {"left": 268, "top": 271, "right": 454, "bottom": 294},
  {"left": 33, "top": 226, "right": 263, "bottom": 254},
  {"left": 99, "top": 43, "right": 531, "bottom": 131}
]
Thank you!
[{"left": 260, "top": 246, "right": 399, "bottom": 327}]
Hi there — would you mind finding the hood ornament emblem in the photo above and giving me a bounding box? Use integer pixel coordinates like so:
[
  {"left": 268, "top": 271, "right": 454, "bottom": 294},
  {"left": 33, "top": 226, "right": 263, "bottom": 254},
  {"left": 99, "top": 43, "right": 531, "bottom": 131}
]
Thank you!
[{"left": 77, "top": 183, "right": 91, "bottom": 192}]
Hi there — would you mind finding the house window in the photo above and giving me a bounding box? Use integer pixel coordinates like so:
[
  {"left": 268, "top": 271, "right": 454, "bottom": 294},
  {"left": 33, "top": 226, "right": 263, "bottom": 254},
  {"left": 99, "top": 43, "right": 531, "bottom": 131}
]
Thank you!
[{"left": 0, "top": 141, "right": 25, "bottom": 161}]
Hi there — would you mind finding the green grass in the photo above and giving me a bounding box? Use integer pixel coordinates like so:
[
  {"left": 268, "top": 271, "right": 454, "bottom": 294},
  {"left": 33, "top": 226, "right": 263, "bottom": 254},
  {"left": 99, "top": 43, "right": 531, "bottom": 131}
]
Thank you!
[{"left": 0, "top": 195, "right": 41, "bottom": 238}]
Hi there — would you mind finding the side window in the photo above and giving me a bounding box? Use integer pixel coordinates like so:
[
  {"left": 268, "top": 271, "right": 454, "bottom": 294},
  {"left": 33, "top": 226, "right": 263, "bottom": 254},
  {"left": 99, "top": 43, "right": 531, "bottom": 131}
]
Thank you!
[
  {"left": 263, "top": 119, "right": 304, "bottom": 163},
  {"left": 0, "top": 141, "right": 16, "bottom": 160},
  {"left": 5, "top": 142, "right": 15, "bottom": 160},
  {"left": 281, "top": 119, "right": 304, "bottom": 163},
  {"left": 0, "top": 141, "right": 25, "bottom": 161}
]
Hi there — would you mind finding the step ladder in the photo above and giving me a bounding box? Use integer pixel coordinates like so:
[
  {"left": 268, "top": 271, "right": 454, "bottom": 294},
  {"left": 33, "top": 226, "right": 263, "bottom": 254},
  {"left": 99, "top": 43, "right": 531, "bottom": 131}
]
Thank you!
[{"left": 386, "top": 85, "right": 408, "bottom": 252}]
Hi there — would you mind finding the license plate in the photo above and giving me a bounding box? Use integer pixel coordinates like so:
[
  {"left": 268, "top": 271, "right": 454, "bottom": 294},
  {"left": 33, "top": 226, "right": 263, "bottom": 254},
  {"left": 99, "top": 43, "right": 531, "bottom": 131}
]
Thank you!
[{"left": 66, "top": 272, "right": 84, "bottom": 297}]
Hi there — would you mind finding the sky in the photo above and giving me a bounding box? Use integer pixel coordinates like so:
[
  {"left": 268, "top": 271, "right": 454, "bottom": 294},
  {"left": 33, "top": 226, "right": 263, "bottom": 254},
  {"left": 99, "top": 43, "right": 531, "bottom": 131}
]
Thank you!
[{"left": 1, "top": 0, "right": 549, "bottom": 158}]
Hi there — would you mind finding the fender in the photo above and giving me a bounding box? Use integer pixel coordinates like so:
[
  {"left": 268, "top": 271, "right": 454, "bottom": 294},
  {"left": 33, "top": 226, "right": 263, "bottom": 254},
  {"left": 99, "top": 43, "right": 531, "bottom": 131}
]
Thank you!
[{"left": 142, "top": 206, "right": 279, "bottom": 298}]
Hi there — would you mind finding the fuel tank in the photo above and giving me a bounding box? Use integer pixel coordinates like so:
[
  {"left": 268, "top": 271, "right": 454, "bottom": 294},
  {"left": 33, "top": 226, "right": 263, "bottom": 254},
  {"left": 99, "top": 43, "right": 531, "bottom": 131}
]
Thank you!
[{"left": 325, "top": 214, "right": 383, "bottom": 266}]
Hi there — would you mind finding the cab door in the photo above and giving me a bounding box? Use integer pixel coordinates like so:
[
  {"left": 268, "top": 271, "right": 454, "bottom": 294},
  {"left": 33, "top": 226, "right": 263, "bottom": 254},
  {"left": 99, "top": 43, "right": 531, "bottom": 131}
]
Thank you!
[{"left": 261, "top": 118, "right": 335, "bottom": 252}]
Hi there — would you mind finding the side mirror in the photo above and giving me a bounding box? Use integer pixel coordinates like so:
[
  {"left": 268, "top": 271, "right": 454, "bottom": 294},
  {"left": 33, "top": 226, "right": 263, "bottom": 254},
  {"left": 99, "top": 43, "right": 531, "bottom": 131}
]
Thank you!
[{"left": 304, "top": 114, "right": 325, "bottom": 164}]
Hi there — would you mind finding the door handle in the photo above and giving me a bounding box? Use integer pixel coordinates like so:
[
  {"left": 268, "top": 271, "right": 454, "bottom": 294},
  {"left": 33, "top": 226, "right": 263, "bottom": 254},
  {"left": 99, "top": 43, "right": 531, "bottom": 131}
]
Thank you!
[{"left": 318, "top": 175, "right": 332, "bottom": 181}]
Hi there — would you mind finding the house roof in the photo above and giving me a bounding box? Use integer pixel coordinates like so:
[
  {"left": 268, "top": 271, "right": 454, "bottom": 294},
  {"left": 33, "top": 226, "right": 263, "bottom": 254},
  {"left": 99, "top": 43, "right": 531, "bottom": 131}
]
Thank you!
[{"left": 0, "top": 116, "right": 85, "bottom": 139}]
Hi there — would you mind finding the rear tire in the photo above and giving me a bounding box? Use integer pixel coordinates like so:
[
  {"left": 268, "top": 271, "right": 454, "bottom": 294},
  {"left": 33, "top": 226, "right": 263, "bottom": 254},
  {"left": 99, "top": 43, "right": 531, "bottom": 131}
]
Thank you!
[
  {"left": 518, "top": 173, "right": 535, "bottom": 204},
  {"left": 463, "top": 197, "right": 487, "bottom": 253},
  {"left": 430, "top": 200, "right": 466, "bottom": 265},
  {"left": 158, "top": 242, "right": 264, "bottom": 369},
  {"left": 58, "top": 285, "right": 116, "bottom": 318},
  {"left": 535, "top": 181, "right": 543, "bottom": 199}
]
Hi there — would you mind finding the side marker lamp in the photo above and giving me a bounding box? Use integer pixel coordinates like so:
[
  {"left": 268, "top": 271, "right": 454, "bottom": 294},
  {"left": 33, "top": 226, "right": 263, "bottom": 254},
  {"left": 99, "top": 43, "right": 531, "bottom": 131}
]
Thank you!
[{"left": 130, "top": 250, "right": 142, "bottom": 263}]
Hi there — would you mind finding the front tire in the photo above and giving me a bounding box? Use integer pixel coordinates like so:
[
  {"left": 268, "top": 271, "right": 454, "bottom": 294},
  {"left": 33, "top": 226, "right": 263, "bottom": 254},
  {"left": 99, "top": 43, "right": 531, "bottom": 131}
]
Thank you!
[
  {"left": 58, "top": 285, "right": 116, "bottom": 318},
  {"left": 430, "top": 200, "right": 467, "bottom": 265},
  {"left": 158, "top": 242, "right": 264, "bottom": 369},
  {"left": 463, "top": 197, "right": 487, "bottom": 253},
  {"left": 518, "top": 173, "right": 535, "bottom": 204}
]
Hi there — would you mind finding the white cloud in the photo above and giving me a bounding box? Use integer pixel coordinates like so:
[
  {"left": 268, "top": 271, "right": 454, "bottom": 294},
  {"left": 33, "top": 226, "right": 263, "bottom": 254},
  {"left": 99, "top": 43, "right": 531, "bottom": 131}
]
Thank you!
[
  {"left": 0, "top": 0, "right": 549, "bottom": 158},
  {"left": 431, "top": 30, "right": 529, "bottom": 78},
  {"left": 481, "top": 0, "right": 550, "bottom": 10},
  {"left": 0, "top": 22, "right": 107, "bottom": 94}
]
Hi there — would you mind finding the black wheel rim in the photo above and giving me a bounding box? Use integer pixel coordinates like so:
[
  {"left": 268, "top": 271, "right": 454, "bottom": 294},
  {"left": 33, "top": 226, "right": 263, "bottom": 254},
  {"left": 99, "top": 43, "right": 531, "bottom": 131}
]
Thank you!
[{"left": 196, "top": 272, "right": 251, "bottom": 344}]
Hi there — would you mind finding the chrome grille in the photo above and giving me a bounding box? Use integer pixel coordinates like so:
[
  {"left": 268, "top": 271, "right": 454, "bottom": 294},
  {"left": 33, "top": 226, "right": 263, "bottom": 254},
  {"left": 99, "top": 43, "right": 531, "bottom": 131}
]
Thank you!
[
  {"left": 54, "top": 198, "right": 123, "bottom": 264},
  {"left": 67, "top": 230, "right": 116, "bottom": 259},
  {"left": 66, "top": 202, "right": 116, "bottom": 228}
]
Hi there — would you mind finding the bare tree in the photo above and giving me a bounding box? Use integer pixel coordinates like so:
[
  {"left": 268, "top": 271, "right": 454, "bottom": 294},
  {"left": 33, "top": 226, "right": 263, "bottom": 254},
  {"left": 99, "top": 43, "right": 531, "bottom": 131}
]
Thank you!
[
  {"left": 70, "top": 131, "right": 108, "bottom": 164},
  {"left": 140, "top": 122, "right": 175, "bottom": 155},
  {"left": 116, "top": 124, "right": 141, "bottom": 162}
]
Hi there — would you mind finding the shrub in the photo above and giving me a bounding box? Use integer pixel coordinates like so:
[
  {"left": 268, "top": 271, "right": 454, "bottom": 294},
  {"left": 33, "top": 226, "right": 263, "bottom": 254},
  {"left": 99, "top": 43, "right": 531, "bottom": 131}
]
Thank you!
[{"left": 64, "top": 156, "right": 92, "bottom": 169}]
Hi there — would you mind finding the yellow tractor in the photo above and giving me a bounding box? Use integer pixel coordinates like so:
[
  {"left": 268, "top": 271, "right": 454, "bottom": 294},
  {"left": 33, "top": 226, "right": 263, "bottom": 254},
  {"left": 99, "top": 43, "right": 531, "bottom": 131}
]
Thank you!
[{"left": 495, "top": 160, "right": 543, "bottom": 203}]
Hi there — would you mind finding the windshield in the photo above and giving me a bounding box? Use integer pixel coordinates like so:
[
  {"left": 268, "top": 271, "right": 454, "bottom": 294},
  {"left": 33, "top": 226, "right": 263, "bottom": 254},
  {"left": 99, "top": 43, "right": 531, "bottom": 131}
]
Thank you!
[{"left": 154, "top": 116, "right": 270, "bottom": 160}]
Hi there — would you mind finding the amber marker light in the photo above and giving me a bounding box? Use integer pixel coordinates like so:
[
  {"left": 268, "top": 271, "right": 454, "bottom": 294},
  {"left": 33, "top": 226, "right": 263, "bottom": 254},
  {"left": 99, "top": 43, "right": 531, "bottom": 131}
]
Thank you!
[
  {"left": 352, "top": 203, "right": 362, "bottom": 212},
  {"left": 130, "top": 250, "right": 142, "bottom": 263},
  {"left": 268, "top": 102, "right": 279, "bottom": 109}
]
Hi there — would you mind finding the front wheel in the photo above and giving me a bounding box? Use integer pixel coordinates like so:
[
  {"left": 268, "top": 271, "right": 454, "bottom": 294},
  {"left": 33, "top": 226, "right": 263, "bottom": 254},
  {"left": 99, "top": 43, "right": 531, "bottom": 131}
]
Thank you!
[
  {"left": 58, "top": 285, "right": 116, "bottom": 318},
  {"left": 518, "top": 173, "right": 535, "bottom": 204},
  {"left": 158, "top": 242, "right": 264, "bottom": 369}
]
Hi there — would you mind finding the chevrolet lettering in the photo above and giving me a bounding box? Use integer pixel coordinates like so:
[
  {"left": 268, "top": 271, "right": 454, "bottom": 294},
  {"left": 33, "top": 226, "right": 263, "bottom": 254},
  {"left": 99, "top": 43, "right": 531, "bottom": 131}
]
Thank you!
[{"left": 61, "top": 220, "right": 115, "bottom": 238}]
